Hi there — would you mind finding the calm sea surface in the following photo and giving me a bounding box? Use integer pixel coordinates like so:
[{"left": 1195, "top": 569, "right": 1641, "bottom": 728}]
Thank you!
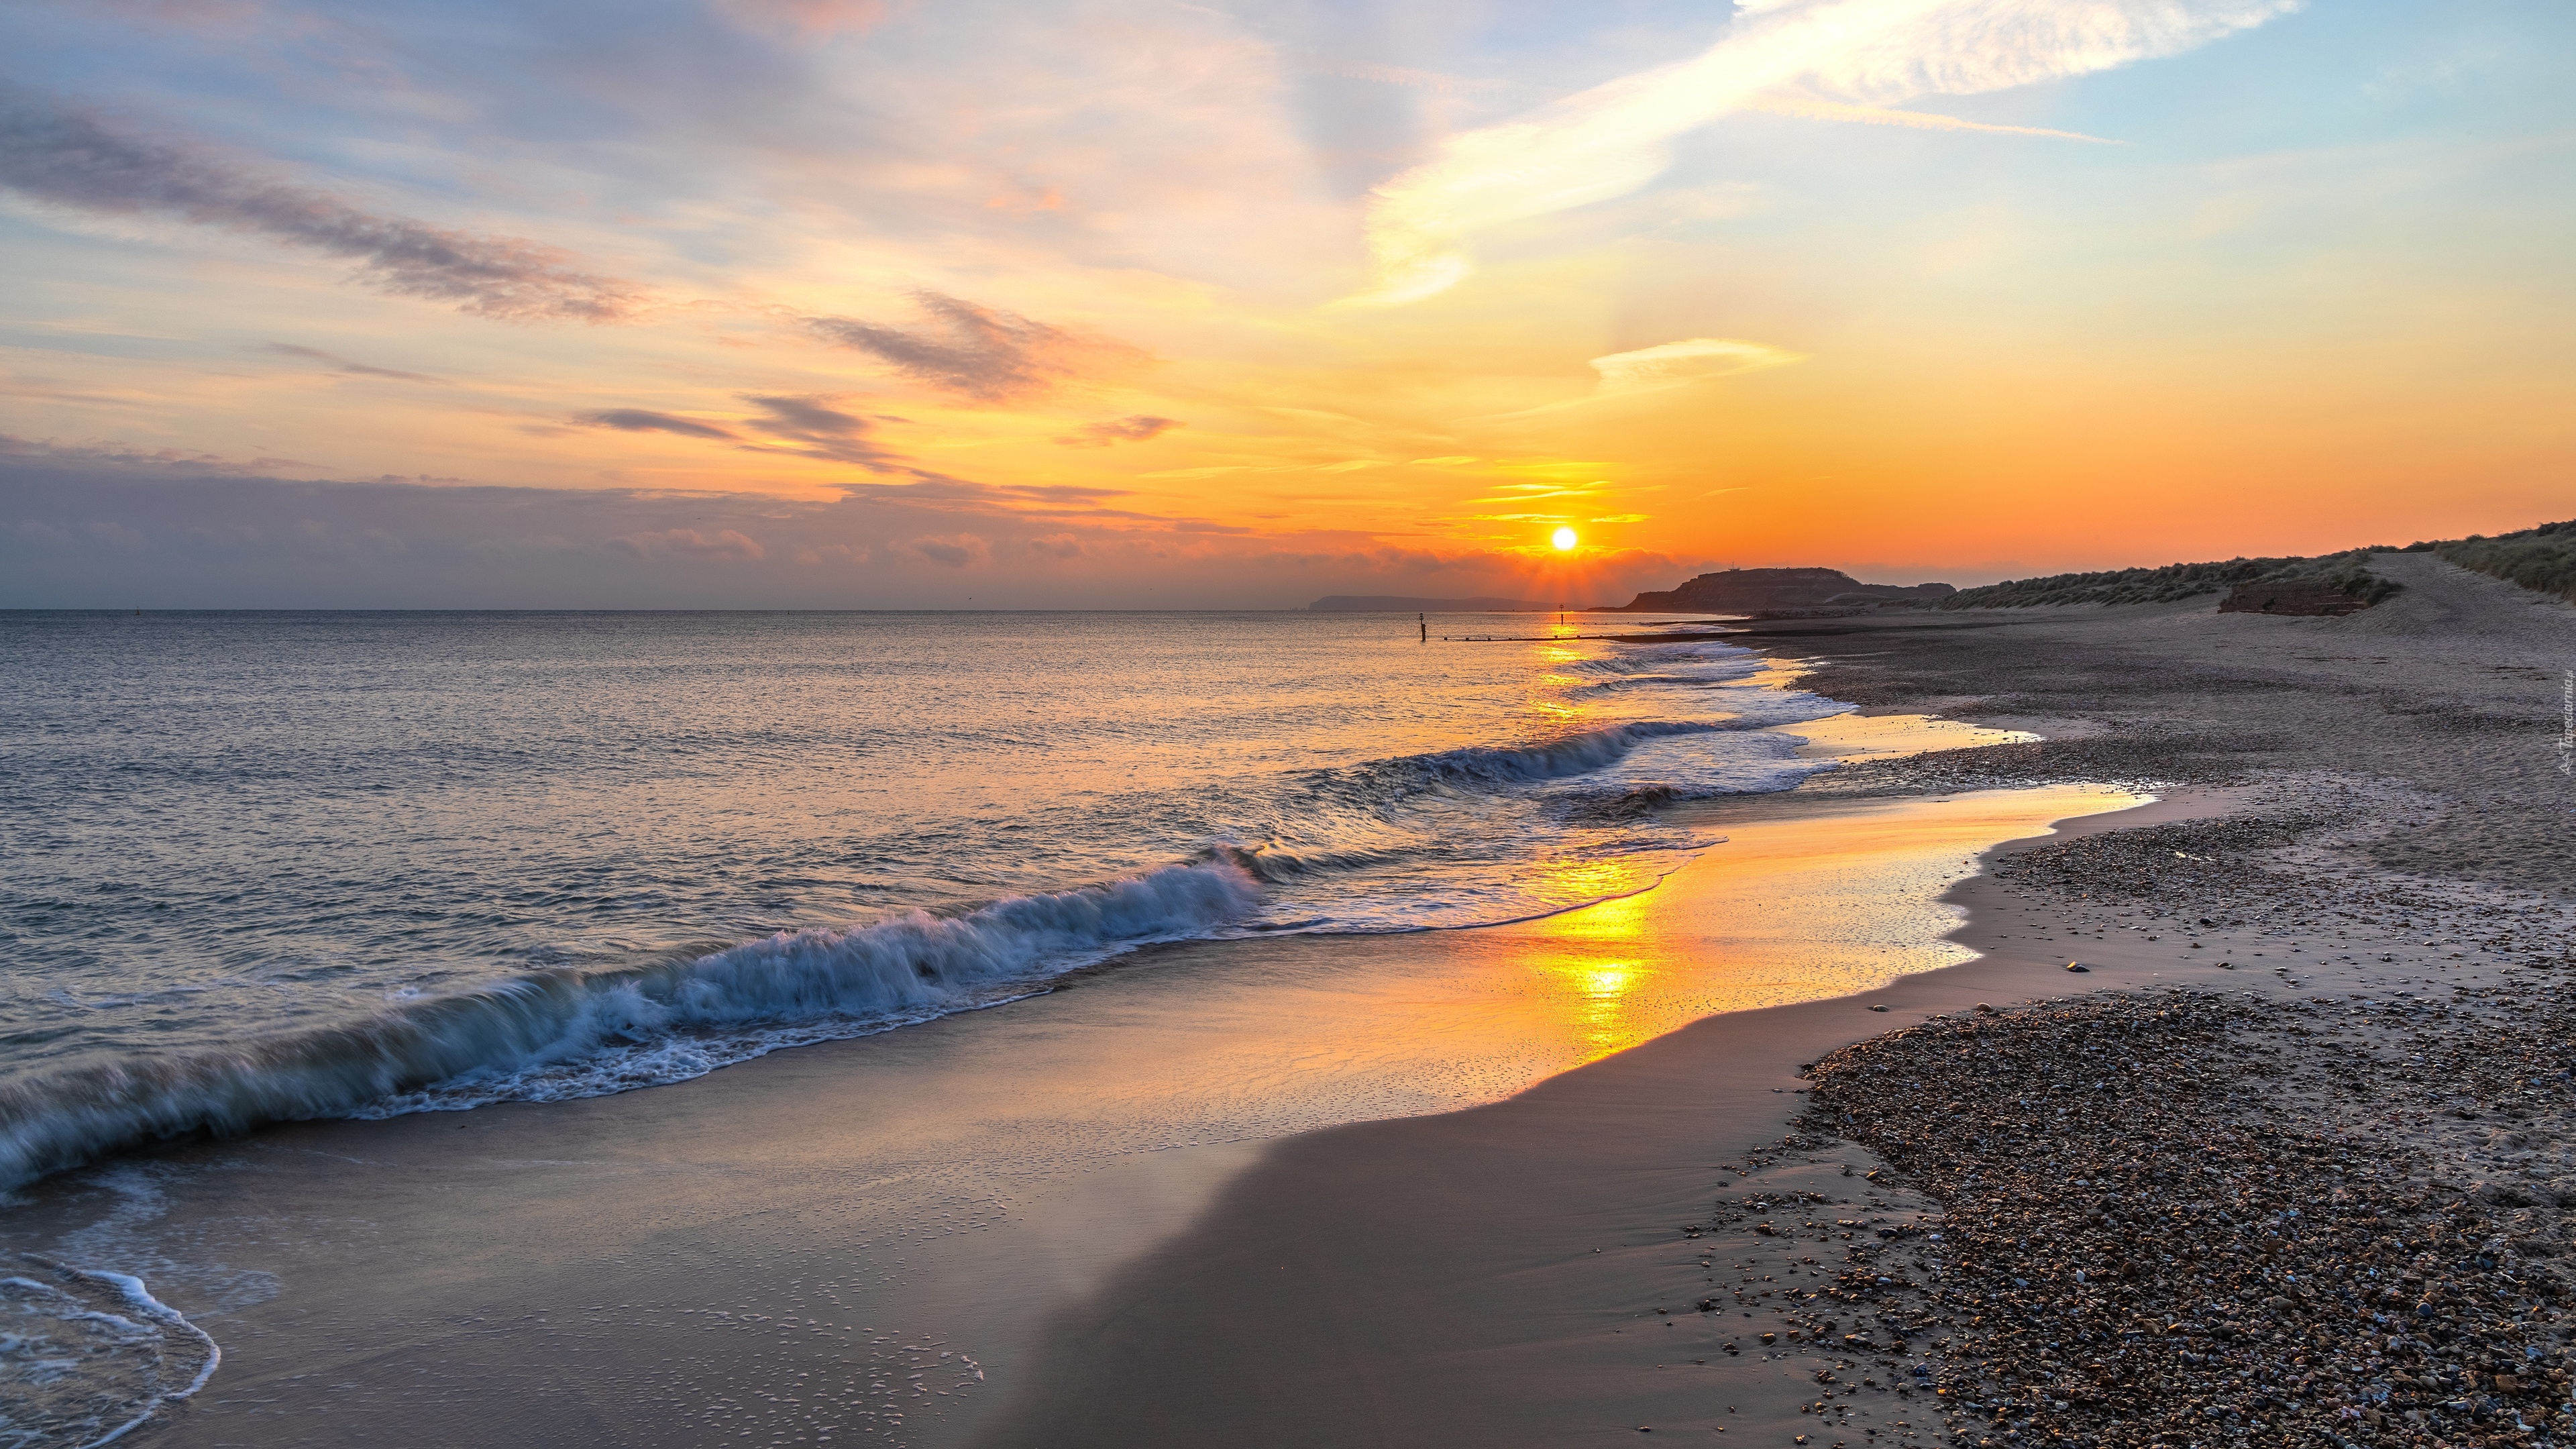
[{"left": 0, "top": 610, "right": 1846, "bottom": 1186}]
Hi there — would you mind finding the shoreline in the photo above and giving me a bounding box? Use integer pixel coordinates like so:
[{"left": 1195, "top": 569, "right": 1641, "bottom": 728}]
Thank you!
[
  {"left": 965, "top": 555, "right": 2576, "bottom": 1446},
  {"left": 7, "top": 554, "right": 2571, "bottom": 1446},
  {"left": 0, "top": 774, "right": 2133, "bottom": 1449},
  {"left": 957, "top": 790, "right": 2250, "bottom": 1448}
]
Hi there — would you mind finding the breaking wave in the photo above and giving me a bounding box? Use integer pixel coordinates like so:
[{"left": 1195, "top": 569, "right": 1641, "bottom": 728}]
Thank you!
[
  {"left": 0, "top": 629, "right": 1856, "bottom": 1191},
  {"left": 0, "top": 862, "right": 1260, "bottom": 1191},
  {"left": 1369, "top": 719, "right": 1741, "bottom": 789}
]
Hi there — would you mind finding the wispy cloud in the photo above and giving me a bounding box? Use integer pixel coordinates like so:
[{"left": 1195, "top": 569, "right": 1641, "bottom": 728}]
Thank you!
[
  {"left": 1591, "top": 337, "right": 1807, "bottom": 391},
  {"left": 576, "top": 394, "right": 911, "bottom": 472},
  {"left": 737, "top": 394, "right": 906, "bottom": 470},
  {"left": 1358, "top": 0, "right": 2299, "bottom": 301},
  {"left": 0, "top": 83, "right": 648, "bottom": 322},
  {"left": 1055, "top": 415, "right": 1182, "bottom": 447},
  {"left": 578, "top": 408, "right": 739, "bottom": 440},
  {"left": 0, "top": 431, "right": 309, "bottom": 474},
  {"left": 803, "top": 292, "right": 1118, "bottom": 402},
  {"left": 261, "top": 343, "right": 443, "bottom": 383}
]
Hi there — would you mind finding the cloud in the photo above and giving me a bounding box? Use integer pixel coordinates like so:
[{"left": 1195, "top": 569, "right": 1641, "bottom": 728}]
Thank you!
[
  {"left": 0, "top": 431, "right": 308, "bottom": 474},
  {"left": 614, "top": 527, "right": 767, "bottom": 561},
  {"left": 261, "top": 343, "right": 443, "bottom": 383},
  {"left": 578, "top": 409, "right": 740, "bottom": 440},
  {"left": 908, "top": 533, "right": 987, "bottom": 567},
  {"left": 1590, "top": 337, "right": 1807, "bottom": 390},
  {"left": 1358, "top": 0, "right": 2298, "bottom": 301},
  {"left": 0, "top": 446, "right": 1754, "bottom": 608},
  {"left": 802, "top": 292, "right": 1114, "bottom": 402},
  {"left": 714, "top": 0, "right": 888, "bottom": 37},
  {"left": 737, "top": 394, "right": 908, "bottom": 470},
  {"left": 574, "top": 394, "right": 912, "bottom": 472},
  {"left": 0, "top": 83, "right": 647, "bottom": 322},
  {"left": 1741, "top": 95, "right": 2117, "bottom": 143},
  {"left": 1055, "top": 415, "right": 1182, "bottom": 448}
]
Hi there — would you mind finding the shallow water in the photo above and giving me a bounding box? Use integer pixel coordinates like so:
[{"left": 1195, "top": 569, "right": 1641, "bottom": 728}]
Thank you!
[
  {"left": 1, "top": 782, "right": 2134, "bottom": 1449},
  {"left": 3, "top": 609, "right": 2118, "bottom": 1448},
  {"left": 0, "top": 610, "right": 1840, "bottom": 1189}
]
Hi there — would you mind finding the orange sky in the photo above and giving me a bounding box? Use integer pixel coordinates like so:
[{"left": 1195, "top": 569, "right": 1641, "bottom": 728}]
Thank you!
[{"left": 2, "top": 0, "right": 2569, "bottom": 604}]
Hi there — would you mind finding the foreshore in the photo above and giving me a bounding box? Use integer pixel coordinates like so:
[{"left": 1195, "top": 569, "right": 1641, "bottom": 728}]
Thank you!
[
  {"left": 970, "top": 553, "right": 2576, "bottom": 1448},
  {"left": 8, "top": 554, "right": 2571, "bottom": 1449}
]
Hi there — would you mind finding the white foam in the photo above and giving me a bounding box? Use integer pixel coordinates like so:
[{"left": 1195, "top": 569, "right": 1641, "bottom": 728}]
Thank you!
[
  {"left": 1, "top": 1257, "right": 220, "bottom": 1448},
  {"left": 0, "top": 861, "right": 1263, "bottom": 1188}
]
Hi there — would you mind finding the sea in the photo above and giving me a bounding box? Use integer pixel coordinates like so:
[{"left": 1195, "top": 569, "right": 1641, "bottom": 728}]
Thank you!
[{"left": 0, "top": 610, "right": 1850, "bottom": 1198}]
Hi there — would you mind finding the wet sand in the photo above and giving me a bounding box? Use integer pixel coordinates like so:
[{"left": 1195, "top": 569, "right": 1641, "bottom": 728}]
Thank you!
[{"left": 961, "top": 791, "right": 2241, "bottom": 1449}]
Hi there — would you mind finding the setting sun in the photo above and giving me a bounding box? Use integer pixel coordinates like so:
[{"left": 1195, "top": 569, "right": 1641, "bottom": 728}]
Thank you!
[{"left": 1550, "top": 526, "right": 1578, "bottom": 552}]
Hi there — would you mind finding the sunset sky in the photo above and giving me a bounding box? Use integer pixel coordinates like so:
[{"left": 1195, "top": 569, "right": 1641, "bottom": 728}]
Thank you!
[{"left": 2, "top": 0, "right": 2569, "bottom": 606}]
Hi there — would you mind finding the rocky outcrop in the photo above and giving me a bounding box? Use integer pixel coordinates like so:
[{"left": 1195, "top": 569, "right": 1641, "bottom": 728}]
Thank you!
[{"left": 1606, "top": 569, "right": 1954, "bottom": 614}]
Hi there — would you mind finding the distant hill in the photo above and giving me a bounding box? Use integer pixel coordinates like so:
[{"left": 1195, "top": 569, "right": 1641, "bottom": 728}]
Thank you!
[
  {"left": 1939, "top": 549, "right": 2408, "bottom": 612},
  {"left": 1307, "top": 595, "right": 1564, "bottom": 612},
  {"left": 1932, "top": 518, "right": 2576, "bottom": 614},
  {"left": 2430, "top": 519, "right": 2576, "bottom": 605},
  {"left": 1600, "top": 568, "right": 1954, "bottom": 614}
]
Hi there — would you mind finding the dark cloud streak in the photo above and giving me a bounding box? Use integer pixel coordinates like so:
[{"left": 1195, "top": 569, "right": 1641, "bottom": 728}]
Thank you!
[
  {"left": 572, "top": 394, "right": 922, "bottom": 474},
  {"left": 579, "top": 409, "right": 739, "bottom": 440},
  {"left": 735, "top": 393, "right": 906, "bottom": 470},
  {"left": 261, "top": 342, "right": 443, "bottom": 383},
  {"left": 0, "top": 83, "right": 647, "bottom": 323},
  {"left": 802, "top": 292, "right": 1106, "bottom": 402}
]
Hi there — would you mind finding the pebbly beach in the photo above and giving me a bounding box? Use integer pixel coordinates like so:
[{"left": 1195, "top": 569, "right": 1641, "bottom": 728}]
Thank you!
[{"left": 1655, "top": 549, "right": 2576, "bottom": 1449}]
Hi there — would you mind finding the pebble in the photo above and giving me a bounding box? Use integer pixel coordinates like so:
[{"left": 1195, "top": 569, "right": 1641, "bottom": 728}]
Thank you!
[{"left": 1780, "top": 990, "right": 2576, "bottom": 1448}]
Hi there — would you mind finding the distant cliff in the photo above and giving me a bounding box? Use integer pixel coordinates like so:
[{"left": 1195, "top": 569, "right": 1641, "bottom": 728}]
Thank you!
[
  {"left": 1307, "top": 595, "right": 1564, "bottom": 612},
  {"left": 1601, "top": 568, "right": 1955, "bottom": 614}
]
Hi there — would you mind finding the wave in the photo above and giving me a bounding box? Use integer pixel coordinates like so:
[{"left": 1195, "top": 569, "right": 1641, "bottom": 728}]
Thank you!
[
  {"left": 1368, "top": 718, "right": 1744, "bottom": 790},
  {"left": 1209, "top": 839, "right": 1414, "bottom": 885},
  {"left": 0, "top": 862, "right": 1260, "bottom": 1192},
  {"left": 0, "top": 664, "right": 1833, "bottom": 1189},
  {"left": 2, "top": 1257, "right": 220, "bottom": 1447}
]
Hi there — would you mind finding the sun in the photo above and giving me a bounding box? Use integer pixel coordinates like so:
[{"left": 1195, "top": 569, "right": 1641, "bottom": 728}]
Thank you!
[{"left": 1550, "top": 525, "right": 1578, "bottom": 551}]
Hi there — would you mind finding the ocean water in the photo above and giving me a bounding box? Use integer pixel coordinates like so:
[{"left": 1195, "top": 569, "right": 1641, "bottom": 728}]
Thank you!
[{"left": 0, "top": 610, "right": 1847, "bottom": 1194}]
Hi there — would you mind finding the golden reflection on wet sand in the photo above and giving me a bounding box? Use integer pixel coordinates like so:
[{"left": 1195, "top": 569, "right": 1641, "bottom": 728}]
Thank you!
[{"left": 1485, "top": 781, "right": 2145, "bottom": 1071}]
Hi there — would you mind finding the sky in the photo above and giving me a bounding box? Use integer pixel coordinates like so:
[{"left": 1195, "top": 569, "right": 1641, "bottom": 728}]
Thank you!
[{"left": 1, "top": 0, "right": 2569, "bottom": 608}]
